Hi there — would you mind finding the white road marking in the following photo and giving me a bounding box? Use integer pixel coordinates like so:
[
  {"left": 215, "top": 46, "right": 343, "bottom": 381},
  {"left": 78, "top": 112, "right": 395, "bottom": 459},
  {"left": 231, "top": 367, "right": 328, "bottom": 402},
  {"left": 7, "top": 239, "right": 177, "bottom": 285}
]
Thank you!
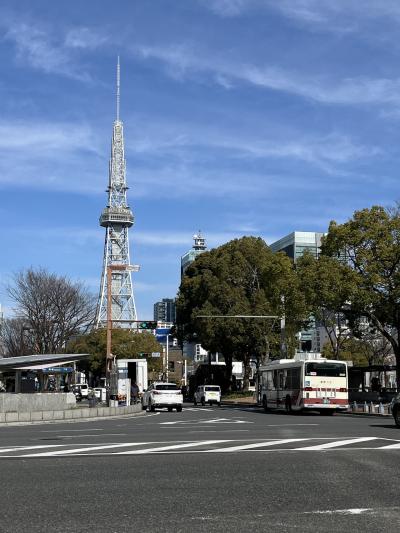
[
  {"left": 295, "top": 437, "right": 377, "bottom": 450},
  {"left": 379, "top": 442, "right": 400, "bottom": 449},
  {"left": 306, "top": 508, "right": 374, "bottom": 515},
  {"left": 115, "top": 440, "right": 232, "bottom": 455},
  {"left": 21, "top": 442, "right": 152, "bottom": 457},
  {"left": 160, "top": 418, "right": 251, "bottom": 426},
  {"left": 58, "top": 433, "right": 127, "bottom": 438},
  {"left": 0, "top": 444, "right": 66, "bottom": 453},
  {"left": 207, "top": 438, "right": 307, "bottom": 453},
  {"left": 41, "top": 429, "right": 104, "bottom": 433}
]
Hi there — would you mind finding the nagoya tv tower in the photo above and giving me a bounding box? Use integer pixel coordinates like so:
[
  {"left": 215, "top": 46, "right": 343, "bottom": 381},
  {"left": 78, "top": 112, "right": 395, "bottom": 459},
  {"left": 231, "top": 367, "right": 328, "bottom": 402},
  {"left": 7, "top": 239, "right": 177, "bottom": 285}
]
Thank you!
[{"left": 95, "top": 58, "right": 138, "bottom": 328}]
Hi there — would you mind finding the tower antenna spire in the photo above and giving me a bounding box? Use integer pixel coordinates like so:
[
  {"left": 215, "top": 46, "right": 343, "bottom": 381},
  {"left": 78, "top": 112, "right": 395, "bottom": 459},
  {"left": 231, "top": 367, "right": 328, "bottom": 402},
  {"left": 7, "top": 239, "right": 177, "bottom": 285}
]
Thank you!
[{"left": 116, "top": 56, "right": 120, "bottom": 121}]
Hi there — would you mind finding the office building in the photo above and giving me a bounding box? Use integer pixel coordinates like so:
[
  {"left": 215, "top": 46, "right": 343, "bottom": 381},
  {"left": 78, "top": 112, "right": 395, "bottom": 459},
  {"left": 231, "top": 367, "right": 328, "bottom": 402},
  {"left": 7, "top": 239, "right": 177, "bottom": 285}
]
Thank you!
[
  {"left": 181, "top": 232, "right": 207, "bottom": 278},
  {"left": 153, "top": 298, "right": 176, "bottom": 324},
  {"left": 270, "top": 231, "right": 325, "bottom": 262}
]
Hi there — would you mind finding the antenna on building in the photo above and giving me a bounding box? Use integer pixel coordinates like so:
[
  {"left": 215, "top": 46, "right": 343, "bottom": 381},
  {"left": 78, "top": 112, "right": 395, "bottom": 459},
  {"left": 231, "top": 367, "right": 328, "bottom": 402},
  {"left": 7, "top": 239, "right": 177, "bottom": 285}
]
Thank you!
[
  {"left": 193, "top": 230, "right": 206, "bottom": 251},
  {"left": 116, "top": 56, "right": 120, "bottom": 121}
]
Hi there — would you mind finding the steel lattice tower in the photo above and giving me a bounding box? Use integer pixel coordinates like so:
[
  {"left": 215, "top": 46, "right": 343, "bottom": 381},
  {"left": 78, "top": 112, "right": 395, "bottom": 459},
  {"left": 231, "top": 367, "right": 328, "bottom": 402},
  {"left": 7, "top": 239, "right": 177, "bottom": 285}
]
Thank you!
[{"left": 95, "top": 58, "right": 138, "bottom": 328}]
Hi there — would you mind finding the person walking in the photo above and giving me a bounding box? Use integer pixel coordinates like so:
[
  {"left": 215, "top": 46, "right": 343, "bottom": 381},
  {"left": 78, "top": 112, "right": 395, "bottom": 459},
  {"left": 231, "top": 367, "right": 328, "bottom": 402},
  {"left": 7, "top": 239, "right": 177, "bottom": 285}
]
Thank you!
[{"left": 131, "top": 382, "right": 139, "bottom": 404}]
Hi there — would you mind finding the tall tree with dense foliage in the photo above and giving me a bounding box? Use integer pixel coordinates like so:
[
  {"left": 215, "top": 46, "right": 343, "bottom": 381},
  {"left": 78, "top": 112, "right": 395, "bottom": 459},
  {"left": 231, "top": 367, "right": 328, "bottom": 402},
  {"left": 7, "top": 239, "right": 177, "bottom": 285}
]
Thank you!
[
  {"left": 305, "top": 206, "right": 400, "bottom": 387},
  {"left": 176, "top": 236, "right": 308, "bottom": 390},
  {"left": 68, "top": 329, "right": 163, "bottom": 381}
]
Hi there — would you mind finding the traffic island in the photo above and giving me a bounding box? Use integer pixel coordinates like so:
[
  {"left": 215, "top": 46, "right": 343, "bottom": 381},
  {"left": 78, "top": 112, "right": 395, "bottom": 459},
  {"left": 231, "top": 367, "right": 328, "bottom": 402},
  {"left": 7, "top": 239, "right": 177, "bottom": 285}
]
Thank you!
[{"left": 0, "top": 398, "right": 144, "bottom": 425}]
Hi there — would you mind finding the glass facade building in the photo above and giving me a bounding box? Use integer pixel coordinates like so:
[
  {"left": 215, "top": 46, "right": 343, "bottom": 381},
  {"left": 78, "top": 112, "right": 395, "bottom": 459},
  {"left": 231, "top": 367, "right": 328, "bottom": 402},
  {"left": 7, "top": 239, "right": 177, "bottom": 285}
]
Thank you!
[{"left": 269, "top": 231, "right": 326, "bottom": 262}]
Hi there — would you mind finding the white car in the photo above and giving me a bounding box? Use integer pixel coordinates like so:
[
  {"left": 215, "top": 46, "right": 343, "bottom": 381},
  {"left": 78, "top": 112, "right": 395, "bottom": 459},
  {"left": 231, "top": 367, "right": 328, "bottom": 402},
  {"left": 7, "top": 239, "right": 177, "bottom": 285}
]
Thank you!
[
  {"left": 194, "top": 385, "right": 221, "bottom": 406},
  {"left": 142, "top": 382, "right": 183, "bottom": 412}
]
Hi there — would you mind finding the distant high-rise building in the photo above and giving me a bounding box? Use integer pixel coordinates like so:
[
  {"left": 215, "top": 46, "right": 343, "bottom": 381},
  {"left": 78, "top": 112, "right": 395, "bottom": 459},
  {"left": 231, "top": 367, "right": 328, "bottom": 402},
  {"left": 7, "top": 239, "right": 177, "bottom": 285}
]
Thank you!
[
  {"left": 154, "top": 298, "right": 176, "bottom": 324},
  {"left": 270, "top": 231, "right": 326, "bottom": 262},
  {"left": 270, "top": 231, "right": 326, "bottom": 353},
  {"left": 181, "top": 231, "right": 207, "bottom": 278}
]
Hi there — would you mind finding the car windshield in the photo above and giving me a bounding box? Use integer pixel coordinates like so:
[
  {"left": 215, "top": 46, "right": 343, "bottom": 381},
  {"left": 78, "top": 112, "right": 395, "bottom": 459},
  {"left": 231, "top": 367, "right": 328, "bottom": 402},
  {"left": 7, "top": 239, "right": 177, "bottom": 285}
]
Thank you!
[
  {"left": 305, "top": 363, "right": 347, "bottom": 377},
  {"left": 205, "top": 386, "right": 220, "bottom": 391},
  {"left": 155, "top": 384, "right": 180, "bottom": 390}
]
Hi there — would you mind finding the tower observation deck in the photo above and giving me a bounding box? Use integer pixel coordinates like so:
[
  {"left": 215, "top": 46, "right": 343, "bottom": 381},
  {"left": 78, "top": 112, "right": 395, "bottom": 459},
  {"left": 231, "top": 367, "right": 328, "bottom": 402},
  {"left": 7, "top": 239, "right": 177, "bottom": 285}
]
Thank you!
[{"left": 95, "top": 58, "right": 138, "bottom": 328}]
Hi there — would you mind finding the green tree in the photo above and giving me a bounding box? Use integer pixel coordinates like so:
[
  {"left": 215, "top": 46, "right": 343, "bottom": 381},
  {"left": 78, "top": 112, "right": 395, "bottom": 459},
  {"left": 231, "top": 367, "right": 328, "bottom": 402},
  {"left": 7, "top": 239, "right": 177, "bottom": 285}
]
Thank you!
[
  {"left": 68, "top": 329, "right": 163, "bottom": 380},
  {"left": 177, "top": 236, "right": 308, "bottom": 390},
  {"left": 320, "top": 205, "right": 400, "bottom": 387},
  {"left": 297, "top": 252, "right": 357, "bottom": 358}
]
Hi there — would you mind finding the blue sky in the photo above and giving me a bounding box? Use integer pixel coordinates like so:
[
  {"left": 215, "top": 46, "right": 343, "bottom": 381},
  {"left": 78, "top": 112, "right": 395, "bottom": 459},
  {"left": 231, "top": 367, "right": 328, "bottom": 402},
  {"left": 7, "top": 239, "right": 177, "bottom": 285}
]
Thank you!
[{"left": 1, "top": 0, "right": 399, "bottom": 319}]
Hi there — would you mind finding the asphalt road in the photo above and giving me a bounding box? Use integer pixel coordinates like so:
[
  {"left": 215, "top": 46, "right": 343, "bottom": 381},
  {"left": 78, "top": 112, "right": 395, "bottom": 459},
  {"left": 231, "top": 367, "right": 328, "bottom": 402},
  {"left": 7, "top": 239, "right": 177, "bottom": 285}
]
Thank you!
[{"left": 0, "top": 406, "right": 399, "bottom": 532}]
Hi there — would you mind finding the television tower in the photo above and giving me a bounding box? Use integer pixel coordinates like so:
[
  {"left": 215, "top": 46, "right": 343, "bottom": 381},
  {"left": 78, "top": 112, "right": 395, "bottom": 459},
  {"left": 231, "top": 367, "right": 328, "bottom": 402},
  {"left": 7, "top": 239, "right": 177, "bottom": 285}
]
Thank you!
[{"left": 95, "top": 57, "right": 138, "bottom": 328}]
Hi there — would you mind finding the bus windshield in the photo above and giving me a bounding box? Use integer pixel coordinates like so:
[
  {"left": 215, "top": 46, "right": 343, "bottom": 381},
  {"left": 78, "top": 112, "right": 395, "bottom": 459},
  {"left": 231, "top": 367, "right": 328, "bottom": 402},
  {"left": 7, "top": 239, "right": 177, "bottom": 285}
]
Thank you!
[{"left": 305, "top": 363, "right": 346, "bottom": 377}]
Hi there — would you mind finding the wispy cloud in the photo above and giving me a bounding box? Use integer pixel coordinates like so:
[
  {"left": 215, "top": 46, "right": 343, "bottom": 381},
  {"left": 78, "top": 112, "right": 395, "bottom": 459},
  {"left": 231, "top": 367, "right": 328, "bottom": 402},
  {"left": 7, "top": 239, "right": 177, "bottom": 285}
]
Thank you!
[
  {"left": 132, "top": 43, "right": 400, "bottom": 108},
  {"left": 4, "top": 22, "right": 91, "bottom": 81},
  {"left": 64, "top": 27, "right": 108, "bottom": 49},
  {"left": 202, "top": 0, "right": 400, "bottom": 36}
]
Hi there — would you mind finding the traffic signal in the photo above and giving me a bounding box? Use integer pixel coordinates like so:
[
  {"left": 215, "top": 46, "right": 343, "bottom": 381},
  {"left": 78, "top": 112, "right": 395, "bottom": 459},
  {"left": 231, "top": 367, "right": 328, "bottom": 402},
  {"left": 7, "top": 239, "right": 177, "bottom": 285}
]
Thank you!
[{"left": 136, "top": 321, "right": 157, "bottom": 330}]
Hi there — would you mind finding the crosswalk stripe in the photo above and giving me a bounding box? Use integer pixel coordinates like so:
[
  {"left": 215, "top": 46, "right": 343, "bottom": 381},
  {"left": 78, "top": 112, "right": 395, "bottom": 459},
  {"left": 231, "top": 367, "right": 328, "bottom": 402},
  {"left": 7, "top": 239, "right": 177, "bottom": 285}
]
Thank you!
[
  {"left": 0, "top": 445, "right": 66, "bottom": 454},
  {"left": 21, "top": 442, "right": 152, "bottom": 457},
  {"left": 115, "top": 440, "right": 232, "bottom": 455},
  {"left": 206, "top": 438, "right": 307, "bottom": 453},
  {"left": 295, "top": 437, "right": 378, "bottom": 450},
  {"left": 378, "top": 442, "right": 400, "bottom": 449}
]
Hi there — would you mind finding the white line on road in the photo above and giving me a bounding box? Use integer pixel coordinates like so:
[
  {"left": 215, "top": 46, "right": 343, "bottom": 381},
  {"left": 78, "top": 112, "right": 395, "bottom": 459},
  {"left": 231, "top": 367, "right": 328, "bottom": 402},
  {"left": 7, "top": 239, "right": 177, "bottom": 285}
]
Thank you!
[
  {"left": 41, "top": 429, "right": 104, "bottom": 432},
  {"left": 207, "top": 438, "right": 307, "bottom": 453},
  {"left": 0, "top": 444, "right": 67, "bottom": 453},
  {"left": 21, "top": 442, "right": 152, "bottom": 457},
  {"left": 295, "top": 437, "right": 377, "bottom": 450},
  {"left": 115, "top": 440, "right": 233, "bottom": 455},
  {"left": 378, "top": 442, "right": 400, "bottom": 449}
]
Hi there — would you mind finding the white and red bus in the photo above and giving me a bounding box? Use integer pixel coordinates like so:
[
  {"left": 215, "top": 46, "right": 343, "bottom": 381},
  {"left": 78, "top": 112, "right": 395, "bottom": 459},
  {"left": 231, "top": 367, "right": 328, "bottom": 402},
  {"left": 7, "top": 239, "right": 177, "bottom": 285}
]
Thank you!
[{"left": 258, "top": 354, "right": 349, "bottom": 415}]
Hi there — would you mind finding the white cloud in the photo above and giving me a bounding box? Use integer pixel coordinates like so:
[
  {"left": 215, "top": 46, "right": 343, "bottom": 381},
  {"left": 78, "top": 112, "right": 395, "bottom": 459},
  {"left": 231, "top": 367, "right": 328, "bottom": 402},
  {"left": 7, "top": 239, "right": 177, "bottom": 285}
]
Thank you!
[
  {"left": 65, "top": 27, "right": 108, "bottom": 49},
  {"left": 132, "top": 43, "right": 400, "bottom": 108},
  {"left": 4, "top": 22, "right": 91, "bottom": 81},
  {"left": 200, "top": 0, "right": 253, "bottom": 17}
]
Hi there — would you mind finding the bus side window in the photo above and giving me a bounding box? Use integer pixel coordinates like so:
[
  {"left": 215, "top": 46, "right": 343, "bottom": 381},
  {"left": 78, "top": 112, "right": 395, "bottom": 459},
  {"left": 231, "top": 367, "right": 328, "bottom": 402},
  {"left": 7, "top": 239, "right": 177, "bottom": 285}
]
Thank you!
[
  {"left": 292, "top": 368, "right": 300, "bottom": 389},
  {"left": 273, "top": 370, "right": 278, "bottom": 389},
  {"left": 279, "top": 371, "right": 284, "bottom": 389},
  {"left": 267, "top": 371, "right": 274, "bottom": 390},
  {"left": 286, "top": 369, "right": 292, "bottom": 390}
]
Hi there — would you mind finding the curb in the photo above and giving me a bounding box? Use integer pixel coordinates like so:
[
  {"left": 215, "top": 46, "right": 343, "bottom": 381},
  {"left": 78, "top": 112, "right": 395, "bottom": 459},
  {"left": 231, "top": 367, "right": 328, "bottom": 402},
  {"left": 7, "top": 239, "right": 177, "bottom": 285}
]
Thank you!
[{"left": 0, "top": 409, "right": 147, "bottom": 427}]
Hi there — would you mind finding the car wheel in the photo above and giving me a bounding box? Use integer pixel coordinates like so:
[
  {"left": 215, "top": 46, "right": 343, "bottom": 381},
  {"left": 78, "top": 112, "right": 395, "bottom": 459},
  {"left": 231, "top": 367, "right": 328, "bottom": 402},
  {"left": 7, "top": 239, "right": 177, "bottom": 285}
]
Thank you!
[
  {"left": 393, "top": 407, "right": 400, "bottom": 427},
  {"left": 168, "top": 406, "right": 173, "bottom": 412},
  {"left": 176, "top": 405, "right": 182, "bottom": 412},
  {"left": 201, "top": 397, "right": 205, "bottom": 406}
]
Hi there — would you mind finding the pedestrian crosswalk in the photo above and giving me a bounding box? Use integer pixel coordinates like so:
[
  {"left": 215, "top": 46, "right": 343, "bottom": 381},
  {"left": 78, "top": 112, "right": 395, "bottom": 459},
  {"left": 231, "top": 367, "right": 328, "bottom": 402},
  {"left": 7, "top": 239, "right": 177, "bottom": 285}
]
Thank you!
[{"left": 0, "top": 437, "right": 400, "bottom": 457}]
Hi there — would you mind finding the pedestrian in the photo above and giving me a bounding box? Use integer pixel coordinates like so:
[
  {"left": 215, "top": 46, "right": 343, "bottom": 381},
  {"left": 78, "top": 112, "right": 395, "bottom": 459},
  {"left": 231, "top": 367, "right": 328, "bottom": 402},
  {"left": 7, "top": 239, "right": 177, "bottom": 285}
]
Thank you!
[{"left": 131, "top": 382, "right": 139, "bottom": 404}]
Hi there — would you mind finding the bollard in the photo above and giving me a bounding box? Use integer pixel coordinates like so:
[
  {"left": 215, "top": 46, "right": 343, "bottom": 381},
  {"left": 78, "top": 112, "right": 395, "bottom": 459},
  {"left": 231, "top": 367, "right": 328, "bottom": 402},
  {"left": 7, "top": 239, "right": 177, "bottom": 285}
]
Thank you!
[
  {"left": 364, "top": 401, "right": 368, "bottom": 413},
  {"left": 370, "top": 402, "right": 375, "bottom": 414},
  {"left": 352, "top": 401, "right": 357, "bottom": 412},
  {"left": 379, "top": 402, "right": 384, "bottom": 415}
]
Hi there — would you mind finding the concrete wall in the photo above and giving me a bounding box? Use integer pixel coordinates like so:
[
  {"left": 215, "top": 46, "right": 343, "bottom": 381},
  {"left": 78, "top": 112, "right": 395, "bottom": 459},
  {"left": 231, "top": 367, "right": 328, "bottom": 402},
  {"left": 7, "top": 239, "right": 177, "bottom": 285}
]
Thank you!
[
  {"left": 0, "top": 402, "right": 143, "bottom": 424},
  {"left": 0, "top": 393, "right": 77, "bottom": 413}
]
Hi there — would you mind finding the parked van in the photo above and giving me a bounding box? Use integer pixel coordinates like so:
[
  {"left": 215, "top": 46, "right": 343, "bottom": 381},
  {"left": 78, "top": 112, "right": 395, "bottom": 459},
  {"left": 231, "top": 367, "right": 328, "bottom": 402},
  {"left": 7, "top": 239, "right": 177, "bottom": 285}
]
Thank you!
[
  {"left": 71, "top": 384, "right": 89, "bottom": 398},
  {"left": 194, "top": 385, "right": 221, "bottom": 406}
]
